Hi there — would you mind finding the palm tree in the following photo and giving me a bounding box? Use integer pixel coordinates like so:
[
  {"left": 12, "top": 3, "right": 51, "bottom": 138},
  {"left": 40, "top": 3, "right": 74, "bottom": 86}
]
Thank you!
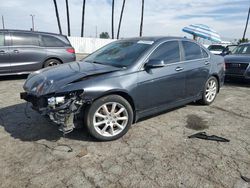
[
  {"left": 139, "top": 0, "right": 144, "bottom": 37},
  {"left": 243, "top": 7, "right": 250, "bottom": 40},
  {"left": 65, "top": 0, "right": 71, "bottom": 36},
  {"left": 117, "top": 0, "right": 126, "bottom": 39},
  {"left": 111, "top": 0, "right": 115, "bottom": 39},
  {"left": 81, "top": 0, "right": 86, "bottom": 37},
  {"left": 53, "top": 0, "right": 62, "bottom": 34}
]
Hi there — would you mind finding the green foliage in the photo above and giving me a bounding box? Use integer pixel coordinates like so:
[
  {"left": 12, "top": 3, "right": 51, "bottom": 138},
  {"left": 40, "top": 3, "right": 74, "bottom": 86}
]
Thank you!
[
  {"left": 238, "top": 38, "right": 249, "bottom": 44},
  {"left": 99, "top": 32, "right": 110, "bottom": 39}
]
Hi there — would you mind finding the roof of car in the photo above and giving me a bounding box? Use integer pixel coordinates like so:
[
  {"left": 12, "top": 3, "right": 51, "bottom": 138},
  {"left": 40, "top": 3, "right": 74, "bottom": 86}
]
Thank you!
[
  {"left": 0, "top": 29, "right": 66, "bottom": 37},
  {"left": 239, "top": 42, "right": 250, "bottom": 45},
  {"left": 121, "top": 36, "right": 185, "bottom": 42}
]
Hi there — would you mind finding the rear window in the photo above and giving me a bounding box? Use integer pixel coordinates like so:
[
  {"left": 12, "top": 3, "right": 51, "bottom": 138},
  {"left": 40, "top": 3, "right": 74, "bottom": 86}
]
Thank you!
[
  {"left": 208, "top": 45, "right": 225, "bottom": 51},
  {"left": 0, "top": 33, "right": 4, "bottom": 46},
  {"left": 201, "top": 48, "right": 209, "bottom": 58},
  {"left": 182, "top": 41, "right": 203, "bottom": 60},
  {"left": 12, "top": 32, "right": 39, "bottom": 46},
  {"left": 41, "top": 35, "right": 66, "bottom": 47}
]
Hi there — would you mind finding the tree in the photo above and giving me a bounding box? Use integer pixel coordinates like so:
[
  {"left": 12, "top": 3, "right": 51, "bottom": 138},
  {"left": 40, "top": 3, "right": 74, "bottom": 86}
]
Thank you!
[
  {"left": 111, "top": 0, "right": 115, "bottom": 39},
  {"left": 238, "top": 38, "right": 249, "bottom": 44},
  {"left": 65, "top": 0, "right": 71, "bottom": 36},
  {"left": 100, "top": 32, "right": 110, "bottom": 39},
  {"left": 117, "top": 0, "right": 126, "bottom": 39},
  {"left": 53, "top": 0, "right": 62, "bottom": 34},
  {"left": 242, "top": 7, "right": 250, "bottom": 40},
  {"left": 81, "top": 0, "right": 86, "bottom": 37},
  {"left": 139, "top": 0, "right": 144, "bottom": 37}
]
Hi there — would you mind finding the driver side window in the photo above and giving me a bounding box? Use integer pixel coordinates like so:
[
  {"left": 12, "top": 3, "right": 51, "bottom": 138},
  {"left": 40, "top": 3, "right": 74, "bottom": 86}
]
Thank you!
[{"left": 149, "top": 41, "right": 180, "bottom": 64}]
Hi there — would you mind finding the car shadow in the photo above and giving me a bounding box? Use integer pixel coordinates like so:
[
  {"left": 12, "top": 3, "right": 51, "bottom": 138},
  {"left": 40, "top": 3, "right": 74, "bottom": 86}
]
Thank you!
[
  {"left": 224, "top": 77, "right": 250, "bottom": 87},
  {"left": 0, "top": 102, "right": 95, "bottom": 142},
  {"left": 0, "top": 75, "right": 28, "bottom": 81}
]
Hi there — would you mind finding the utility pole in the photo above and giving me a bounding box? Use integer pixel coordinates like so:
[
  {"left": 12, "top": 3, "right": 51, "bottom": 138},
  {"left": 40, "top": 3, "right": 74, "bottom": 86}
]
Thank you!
[
  {"left": 1, "top": 15, "right": 5, "bottom": 29},
  {"left": 243, "top": 7, "right": 250, "bottom": 40},
  {"left": 81, "top": 0, "right": 86, "bottom": 37},
  {"left": 139, "top": 0, "right": 144, "bottom": 37},
  {"left": 65, "top": 0, "right": 71, "bottom": 36},
  {"left": 95, "top": 26, "right": 98, "bottom": 38},
  {"left": 53, "top": 0, "right": 62, "bottom": 34},
  {"left": 117, "top": 0, "right": 126, "bottom": 39},
  {"left": 30, "top": 14, "right": 35, "bottom": 31},
  {"left": 111, "top": 0, "right": 115, "bottom": 39}
]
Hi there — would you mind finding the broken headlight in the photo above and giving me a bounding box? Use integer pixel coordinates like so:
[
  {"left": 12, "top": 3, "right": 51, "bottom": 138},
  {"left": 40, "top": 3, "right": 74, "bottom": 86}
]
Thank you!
[{"left": 47, "top": 96, "right": 65, "bottom": 108}]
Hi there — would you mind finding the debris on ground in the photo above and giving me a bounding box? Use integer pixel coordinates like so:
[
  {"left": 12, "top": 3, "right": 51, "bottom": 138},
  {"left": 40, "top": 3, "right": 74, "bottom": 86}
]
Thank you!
[
  {"left": 241, "top": 175, "right": 250, "bottom": 183},
  {"left": 188, "top": 132, "right": 230, "bottom": 142}
]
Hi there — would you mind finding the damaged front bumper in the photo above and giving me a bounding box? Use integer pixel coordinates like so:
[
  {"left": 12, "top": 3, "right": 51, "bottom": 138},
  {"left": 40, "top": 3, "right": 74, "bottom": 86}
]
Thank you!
[{"left": 20, "top": 90, "right": 89, "bottom": 134}]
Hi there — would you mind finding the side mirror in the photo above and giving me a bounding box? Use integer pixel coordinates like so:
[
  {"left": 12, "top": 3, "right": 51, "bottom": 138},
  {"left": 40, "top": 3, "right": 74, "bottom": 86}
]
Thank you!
[
  {"left": 145, "top": 59, "right": 165, "bottom": 69},
  {"left": 221, "top": 49, "right": 231, "bottom": 56}
]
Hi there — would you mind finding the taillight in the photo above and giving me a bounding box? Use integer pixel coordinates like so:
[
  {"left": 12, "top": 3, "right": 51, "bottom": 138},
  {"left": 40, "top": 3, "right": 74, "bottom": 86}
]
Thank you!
[
  {"left": 66, "top": 48, "right": 75, "bottom": 54},
  {"left": 223, "top": 62, "right": 226, "bottom": 71}
]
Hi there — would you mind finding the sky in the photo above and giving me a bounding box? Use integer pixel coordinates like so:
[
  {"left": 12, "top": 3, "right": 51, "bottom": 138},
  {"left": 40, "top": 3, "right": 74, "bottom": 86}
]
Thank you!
[{"left": 0, "top": 0, "right": 250, "bottom": 41}]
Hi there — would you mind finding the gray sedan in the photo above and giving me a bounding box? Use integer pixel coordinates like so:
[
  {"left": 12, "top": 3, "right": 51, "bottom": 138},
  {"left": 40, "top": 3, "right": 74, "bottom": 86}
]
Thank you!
[{"left": 21, "top": 37, "right": 225, "bottom": 141}]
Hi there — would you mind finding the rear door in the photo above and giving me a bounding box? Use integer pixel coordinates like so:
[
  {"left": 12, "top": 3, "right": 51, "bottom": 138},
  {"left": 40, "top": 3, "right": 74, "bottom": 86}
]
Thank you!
[
  {"left": 181, "top": 41, "right": 211, "bottom": 98},
  {"left": 9, "top": 32, "right": 47, "bottom": 73},
  {"left": 0, "top": 32, "right": 11, "bottom": 74},
  {"left": 41, "top": 34, "right": 76, "bottom": 62}
]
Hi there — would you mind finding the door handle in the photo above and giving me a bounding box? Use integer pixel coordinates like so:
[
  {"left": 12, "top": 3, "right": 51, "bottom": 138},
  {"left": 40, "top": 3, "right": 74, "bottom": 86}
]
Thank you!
[
  {"left": 205, "top": 61, "right": 210, "bottom": 65},
  {"left": 13, "top": 50, "right": 19, "bottom": 53},
  {"left": 175, "top": 67, "right": 184, "bottom": 71}
]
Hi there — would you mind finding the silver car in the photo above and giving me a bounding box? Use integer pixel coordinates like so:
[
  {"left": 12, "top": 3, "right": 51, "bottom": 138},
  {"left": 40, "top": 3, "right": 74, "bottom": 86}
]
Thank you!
[{"left": 0, "top": 29, "right": 76, "bottom": 75}]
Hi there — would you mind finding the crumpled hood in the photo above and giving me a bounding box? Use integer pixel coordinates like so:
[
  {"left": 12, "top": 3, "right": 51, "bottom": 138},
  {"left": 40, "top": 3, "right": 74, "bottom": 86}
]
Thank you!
[
  {"left": 23, "top": 61, "right": 121, "bottom": 96},
  {"left": 224, "top": 55, "right": 250, "bottom": 63}
]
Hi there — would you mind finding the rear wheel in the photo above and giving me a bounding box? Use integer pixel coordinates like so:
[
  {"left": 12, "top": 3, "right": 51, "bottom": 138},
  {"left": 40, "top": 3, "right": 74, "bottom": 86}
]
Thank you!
[
  {"left": 200, "top": 76, "right": 218, "bottom": 105},
  {"left": 44, "top": 59, "right": 61, "bottom": 67},
  {"left": 85, "top": 95, "right": 133, "bottom": 141}
]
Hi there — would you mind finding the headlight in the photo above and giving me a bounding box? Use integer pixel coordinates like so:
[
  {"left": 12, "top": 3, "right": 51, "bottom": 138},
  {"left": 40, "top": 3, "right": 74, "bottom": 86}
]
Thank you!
[
  {"left": 31, "top": 80, "right": 54, "bottom": 95},
  {"left": 48, "top": 96, "right": 65, "bottom": 107}
]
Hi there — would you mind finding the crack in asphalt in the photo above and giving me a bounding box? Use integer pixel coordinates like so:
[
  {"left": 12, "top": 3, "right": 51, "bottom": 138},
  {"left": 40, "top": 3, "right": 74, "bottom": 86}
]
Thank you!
[{"left": 211, "top": 105, "right": 250, "bottom": 120}]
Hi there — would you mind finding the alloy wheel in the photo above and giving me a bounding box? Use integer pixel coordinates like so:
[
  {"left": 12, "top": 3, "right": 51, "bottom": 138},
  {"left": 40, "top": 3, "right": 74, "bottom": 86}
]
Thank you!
[
  {"left": 93, "top": 102, "right": 129, "bottom": 137},
  {"left": 48, "top": 61, "right": 59, "bottom": 66},
  {"left": 205, "top": 79, "right": 217, "bottom": 103}
]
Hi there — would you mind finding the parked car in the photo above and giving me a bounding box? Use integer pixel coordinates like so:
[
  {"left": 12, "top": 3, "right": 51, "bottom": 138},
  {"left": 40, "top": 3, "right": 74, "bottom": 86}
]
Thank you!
[
  {"left": 220, "top": 44, "right": 238, "bottom": 56},
  {"left": 224, "top": 43, "right": 250, "bottom": 79},
  {"left": 207, "top": 44, "right": 226, "bottom": 55},
  {"left": 20, "top": 37, "right": 225, "bottom": 141},
  {"left": 0, "top": 29, "right": 75, "bottom": 76}
]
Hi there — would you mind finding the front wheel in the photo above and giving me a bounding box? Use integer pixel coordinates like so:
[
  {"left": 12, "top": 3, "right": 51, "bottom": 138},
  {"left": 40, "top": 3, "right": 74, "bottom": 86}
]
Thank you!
[
  {"left": 200, "top": 76, "right": 218, "bottom": 105},
  {"left": 85, "top": 95, "right": 133, "bottom": 141}
]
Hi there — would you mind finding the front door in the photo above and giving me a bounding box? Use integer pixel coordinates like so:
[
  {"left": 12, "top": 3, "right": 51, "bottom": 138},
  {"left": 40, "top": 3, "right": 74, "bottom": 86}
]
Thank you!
[{"left": 136, "top": 40, "right": 186, "bottom": 111}]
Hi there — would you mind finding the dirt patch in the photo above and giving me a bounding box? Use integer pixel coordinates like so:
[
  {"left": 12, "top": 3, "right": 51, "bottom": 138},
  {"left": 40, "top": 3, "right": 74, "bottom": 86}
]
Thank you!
[{"left": 186, "top": 115, "right": 209, "bottom": 130}]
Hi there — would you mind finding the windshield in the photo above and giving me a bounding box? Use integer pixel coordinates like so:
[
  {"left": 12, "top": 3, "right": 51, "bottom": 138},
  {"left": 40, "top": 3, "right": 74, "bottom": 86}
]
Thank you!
[
  {"left": 227, "top": 45, "right": 237, "bottom": 52},
  {"left": 84, "top": 40, "right": 153, "bottom": 67},
  {"left": 232, "top": 44, "right": 250, "bottom": 55}
]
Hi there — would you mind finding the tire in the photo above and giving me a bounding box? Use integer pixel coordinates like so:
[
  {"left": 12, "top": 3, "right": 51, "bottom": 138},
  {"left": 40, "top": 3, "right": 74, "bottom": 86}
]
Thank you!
[
  {"left": 44, "top": 59, "right": 61, "bottom": 68},
  {"left": 85, "top": 95, "right": 133, "bottom": 141},
  {"left": 199, "top": 76, "right": 218, "bottom": 105}
]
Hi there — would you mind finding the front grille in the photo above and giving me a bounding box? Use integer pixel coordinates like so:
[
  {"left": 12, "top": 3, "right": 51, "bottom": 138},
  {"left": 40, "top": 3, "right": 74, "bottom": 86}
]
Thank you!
[
  {"left": 225, "top": 62, "right": 249, "bottom": 76},
  {"left": 226, "top": 63, "right": 248, "bottom": 70}
]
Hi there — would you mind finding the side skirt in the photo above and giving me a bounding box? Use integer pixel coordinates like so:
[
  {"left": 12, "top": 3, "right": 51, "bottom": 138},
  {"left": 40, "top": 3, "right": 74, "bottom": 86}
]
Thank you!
[{"left": 135, "top": 96, "right": 201, "bottom": 122}]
